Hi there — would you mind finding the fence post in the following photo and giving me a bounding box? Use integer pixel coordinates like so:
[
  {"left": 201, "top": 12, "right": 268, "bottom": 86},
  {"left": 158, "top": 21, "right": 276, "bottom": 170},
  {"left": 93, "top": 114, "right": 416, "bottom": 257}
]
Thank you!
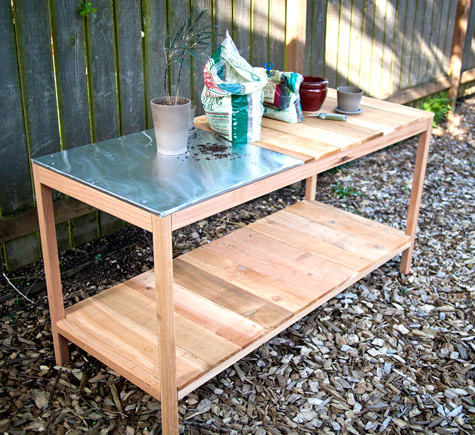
[
  {"left": 285, "top": 0, "right": 307, "bottom": 73},
  {"left": 448, "top": 0, "right": 472, "bottom": 107}
]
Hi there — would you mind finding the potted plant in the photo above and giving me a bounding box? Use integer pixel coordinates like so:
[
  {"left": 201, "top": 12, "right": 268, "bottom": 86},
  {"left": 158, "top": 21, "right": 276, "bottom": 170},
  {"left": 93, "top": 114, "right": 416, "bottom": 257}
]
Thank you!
[{"left": 151, "top": 10, "right": 216, "bottom": 155}]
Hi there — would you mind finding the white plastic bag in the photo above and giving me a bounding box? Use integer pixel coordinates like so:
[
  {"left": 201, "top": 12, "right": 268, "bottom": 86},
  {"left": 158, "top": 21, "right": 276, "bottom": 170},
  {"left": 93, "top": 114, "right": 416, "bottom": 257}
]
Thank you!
[
  {"left": 256, "top": 68, "right": 304, "bottom": 123},
  {"left": 201, "top": 32, "right": 268, "bottom": 143}
]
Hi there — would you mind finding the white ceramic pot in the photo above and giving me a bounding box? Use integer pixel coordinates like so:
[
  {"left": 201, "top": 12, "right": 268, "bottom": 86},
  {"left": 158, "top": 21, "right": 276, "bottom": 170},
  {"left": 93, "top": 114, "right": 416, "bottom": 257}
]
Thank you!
[{"left": 150, "top": 97, "right": 191, "bottom": 155}]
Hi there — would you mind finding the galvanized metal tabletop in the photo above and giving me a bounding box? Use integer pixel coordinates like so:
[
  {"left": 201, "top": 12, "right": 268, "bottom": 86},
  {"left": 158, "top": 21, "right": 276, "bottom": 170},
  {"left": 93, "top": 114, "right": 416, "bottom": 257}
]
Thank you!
[{"left": 32, "top": 129, "right": 303, "bottom": 217}]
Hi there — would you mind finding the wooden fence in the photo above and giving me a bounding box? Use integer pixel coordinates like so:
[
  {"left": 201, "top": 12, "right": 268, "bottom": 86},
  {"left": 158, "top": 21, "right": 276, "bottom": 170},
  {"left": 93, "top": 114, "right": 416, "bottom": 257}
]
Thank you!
[{"left": 1, "top": 0, "right": 474, "bottom": 270}]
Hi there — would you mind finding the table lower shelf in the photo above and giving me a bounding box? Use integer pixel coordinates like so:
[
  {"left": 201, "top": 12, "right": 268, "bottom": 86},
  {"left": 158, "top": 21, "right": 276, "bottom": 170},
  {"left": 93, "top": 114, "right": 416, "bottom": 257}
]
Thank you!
[{"left": 57, "top": 200, "right": 411, "bottom": 400}]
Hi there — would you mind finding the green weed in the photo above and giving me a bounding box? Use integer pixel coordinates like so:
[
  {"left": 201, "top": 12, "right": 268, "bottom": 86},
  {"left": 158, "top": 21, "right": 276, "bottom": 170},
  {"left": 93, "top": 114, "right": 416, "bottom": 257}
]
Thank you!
[
  {"left": 421, "top": 94, "right": 452, "bottom": 126},
  {"left": 78, "top": 2, "right": 97, "bottom": 18},
  {"left": 333, "top": 182, "right": 360, "bottom": 198}
]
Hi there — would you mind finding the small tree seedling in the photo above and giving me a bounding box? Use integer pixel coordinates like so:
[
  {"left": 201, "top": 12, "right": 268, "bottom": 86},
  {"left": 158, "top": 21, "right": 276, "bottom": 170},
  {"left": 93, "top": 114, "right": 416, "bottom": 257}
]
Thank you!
[{"left": 163, "top": 9, "right": 216, "bottom": 104}]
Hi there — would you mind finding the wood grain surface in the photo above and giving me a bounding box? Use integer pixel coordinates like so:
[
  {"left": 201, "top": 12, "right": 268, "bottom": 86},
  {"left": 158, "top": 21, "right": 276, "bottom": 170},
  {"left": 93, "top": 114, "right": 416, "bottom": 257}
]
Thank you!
[{"left": 55, "top": 200, "right": 411, "bottom": 401}]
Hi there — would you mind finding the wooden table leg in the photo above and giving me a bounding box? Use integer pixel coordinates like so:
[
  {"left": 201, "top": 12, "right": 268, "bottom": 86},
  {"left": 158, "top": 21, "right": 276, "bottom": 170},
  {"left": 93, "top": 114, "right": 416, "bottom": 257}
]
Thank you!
[
  {"left": 305, "top": 175, "right": 317, "bottom": 201},
  {"left": 400, "top": 122, "right": 432, "bottom": 274},
  {"left": 33, "top": 165, "right": 69, "bottom": 365},
  {"left": 152, "top": 215, "right": 179, "bottom": 434}
]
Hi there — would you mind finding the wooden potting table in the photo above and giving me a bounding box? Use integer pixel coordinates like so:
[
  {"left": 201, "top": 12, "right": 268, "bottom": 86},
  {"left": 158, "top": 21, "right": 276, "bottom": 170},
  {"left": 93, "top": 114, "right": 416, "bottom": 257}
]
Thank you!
[{"left": 33, "top": 89, "right": 433, "bottom": 433}]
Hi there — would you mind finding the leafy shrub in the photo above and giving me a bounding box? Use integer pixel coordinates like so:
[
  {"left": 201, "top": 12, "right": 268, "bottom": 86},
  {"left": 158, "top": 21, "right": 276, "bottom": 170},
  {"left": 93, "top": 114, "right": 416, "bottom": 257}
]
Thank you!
[{"left": 421, "top": 95, "right": 452, "bottom": 126}]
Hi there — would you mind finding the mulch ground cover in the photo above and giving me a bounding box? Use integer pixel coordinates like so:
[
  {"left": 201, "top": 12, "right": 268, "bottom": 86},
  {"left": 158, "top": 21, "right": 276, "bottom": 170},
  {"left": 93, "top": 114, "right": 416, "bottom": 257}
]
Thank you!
[{"left": 0, "top": 95, "right": 474, "bottom": 434}]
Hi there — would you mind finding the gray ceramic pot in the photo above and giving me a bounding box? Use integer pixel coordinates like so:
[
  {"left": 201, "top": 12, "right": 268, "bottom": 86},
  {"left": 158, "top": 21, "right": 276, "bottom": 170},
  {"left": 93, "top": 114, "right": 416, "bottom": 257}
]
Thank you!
[
  {"left": 150, "top": 97, "right": 191, "bottom": 155},
  {"left": 336, "top": 86, "right": 363, "bottom": 113}
]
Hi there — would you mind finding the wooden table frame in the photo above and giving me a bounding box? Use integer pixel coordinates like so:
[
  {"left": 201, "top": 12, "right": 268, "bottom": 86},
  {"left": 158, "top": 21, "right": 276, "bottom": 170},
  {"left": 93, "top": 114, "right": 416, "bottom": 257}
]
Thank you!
[{"left": 33, "top": 94, "right": 432, "bottom": 434}]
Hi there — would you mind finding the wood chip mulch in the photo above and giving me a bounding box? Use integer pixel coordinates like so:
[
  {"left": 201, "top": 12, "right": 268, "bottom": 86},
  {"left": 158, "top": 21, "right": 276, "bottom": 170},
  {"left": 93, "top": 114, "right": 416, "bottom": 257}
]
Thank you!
[{"left": 1, "top": 95, "right": 474, "bottom": 434}]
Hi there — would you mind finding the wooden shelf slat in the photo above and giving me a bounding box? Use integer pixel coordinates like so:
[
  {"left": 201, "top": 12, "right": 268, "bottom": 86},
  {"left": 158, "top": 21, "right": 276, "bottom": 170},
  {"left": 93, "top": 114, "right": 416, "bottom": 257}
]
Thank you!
[
  {"left": 174, "top": 258, "right": 293, "bottom": 329},
  {"left": 56, "top": 201, "right": 411, "bottom": 401},
  {"left": 261, "top": 117, "right": 363, "bottom": 149},
  {"left": 181, "top": 248, "right": 317, "bottom": 312},
  {"left": 125, "top": 272, "right": 266, "bottom": 348}
]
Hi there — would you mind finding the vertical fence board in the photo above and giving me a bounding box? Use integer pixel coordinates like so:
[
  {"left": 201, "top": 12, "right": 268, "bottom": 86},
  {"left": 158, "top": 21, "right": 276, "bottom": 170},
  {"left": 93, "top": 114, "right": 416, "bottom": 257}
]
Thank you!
[
  {"left": 13, "top": 0, "right": 60, "bottom": 159},
  {"left": 426, "top": 0, "right": 442, "bottom": 80},
  {"left": 325, "top": 0, "right": 340, "bottom": 87},
  {"left": 50, "top": 1, "right": 97, "bottom": 252},
  {"left": 269, "top": 0, "right": 285, "bottom": 70},
  {"left": 368, "top": 0, "right": 387, "bottom": 96},
  {"left": 408, "top": 0, "right": 425, "bottom": 87},
  {"left": 213, "top": 1, "right": 232, "bottom": 82},
  {"left": 233, "top": 0, "right": 252, "bottom": 61},
  {"left": 392, "top": 0, "right": 407, "bottom": 92},
  {"left": 87, "top": 0, "right": 120, "bottom": 142},
  {"left": 443, "top": 0, "right": 458, "bottom": 74},
  {"left": 305, "top": 0, "right": 314, "bottom": 75},
  {"left": 380, "top": 0, "right": 397, "bottom": 97},
  {"left": 358, "top": 0, "right": 376, "bottom": 93},
  {"left": 305, "top": 0, "right": 327, "bottom": 76},
  {"left": 215, "top": 0, "right": 233, "bottom": 39},
  {"left": 142, "top": 0, "right": 167, "bottom": 126},
  {"left": 51, "top": 0, "right": 91, "bottom": 149},
  {"left": 348, "top": 0, "right": 364, "bottom": 86},
  {"left": 114, "top": 0, "right": 146, "bottom": 135},
  {"left": 251, "top": 0, "right": 269, "bottom": 67},
  {"left": 463, "top": 0, "right": 475, "bottom": 69},
  {"left": 410, "top": 0, "right": 423, "bottom": 87},
  {"left": 284, "top": 0, "right": 307, "bottom": 73},
  {"left": 433, "top": 0, "right": 452, "bottom": 77},
  {"left": 86, "top": 0, "right": 123, "bottom": 239},
  {"left": 418, "top": 0, "right": 434, "bottom": 82},
  {"left": 337, "top": 0, "right": 353, "bottom": 87},
  {"left": 0, "top": 1, "right": 32, "bottom": 215},
  {"left": 399, "top": 0, "right": 415, "bottom": 90},
  {"left": 191, "top": 0, "right": 212, "bottom": 114},
  {"left": 168, "top": 0, "right": 192, "bottom": 100}
]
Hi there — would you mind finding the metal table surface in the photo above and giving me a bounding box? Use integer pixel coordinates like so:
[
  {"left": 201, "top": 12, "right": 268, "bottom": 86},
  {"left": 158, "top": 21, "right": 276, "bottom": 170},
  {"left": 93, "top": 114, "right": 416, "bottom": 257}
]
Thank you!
[{"left": 32, "top": 128, "right": 304, "bottom": 217}]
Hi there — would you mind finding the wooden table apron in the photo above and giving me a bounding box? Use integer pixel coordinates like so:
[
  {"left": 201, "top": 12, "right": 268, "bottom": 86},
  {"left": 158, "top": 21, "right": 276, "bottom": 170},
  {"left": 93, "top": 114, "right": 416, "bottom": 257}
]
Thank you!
[{"left": 32, "top": 93, "right": 433, "bottom": 434}]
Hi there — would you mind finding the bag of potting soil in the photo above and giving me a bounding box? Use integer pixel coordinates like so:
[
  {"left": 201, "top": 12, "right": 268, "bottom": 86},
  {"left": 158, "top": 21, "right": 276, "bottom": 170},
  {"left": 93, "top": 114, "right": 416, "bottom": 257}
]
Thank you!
[
  {"left": 261, "top": 71, "right": 290, "bottom": 110},
  {"left": 256, "top": 68, "right": 304, "bottom": 123},
  {"left": 201, "top": 32, "right": 268, "bottom": 143}
]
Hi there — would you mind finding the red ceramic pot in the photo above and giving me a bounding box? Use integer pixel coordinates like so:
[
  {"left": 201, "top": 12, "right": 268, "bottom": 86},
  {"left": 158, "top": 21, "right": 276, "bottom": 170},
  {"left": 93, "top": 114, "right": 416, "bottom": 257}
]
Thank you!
[{"left": 299, "top": 76, "right": 328, "bottom": 111}]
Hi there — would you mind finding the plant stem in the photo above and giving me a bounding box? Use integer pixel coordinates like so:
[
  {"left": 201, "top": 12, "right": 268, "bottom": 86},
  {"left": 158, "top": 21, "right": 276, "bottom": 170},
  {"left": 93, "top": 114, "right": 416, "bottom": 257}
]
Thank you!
[
  {"left": 175, "top": 61, "right": 184, "bottom": 104},
  {"left": 163, "top": 67, "right": 169, "bottom": 99}
]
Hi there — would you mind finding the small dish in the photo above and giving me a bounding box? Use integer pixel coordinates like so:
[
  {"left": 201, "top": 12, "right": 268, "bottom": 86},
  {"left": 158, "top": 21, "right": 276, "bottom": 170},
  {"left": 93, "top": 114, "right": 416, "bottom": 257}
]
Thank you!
[{"left": 334, "top": 106, "right": 363, "bottom": 115}]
